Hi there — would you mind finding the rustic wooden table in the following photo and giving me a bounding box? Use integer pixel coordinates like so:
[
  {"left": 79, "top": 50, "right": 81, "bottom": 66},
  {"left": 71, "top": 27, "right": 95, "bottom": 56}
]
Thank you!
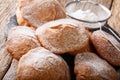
[
  {"left": 0, "top": 0, "right": 18, "bottom": 47},
  {"left": 0, "top": 0, "right": 119, "bottom": 80},
  {"left": 0, "top": 0, "right": 18, "bottom": 80}
]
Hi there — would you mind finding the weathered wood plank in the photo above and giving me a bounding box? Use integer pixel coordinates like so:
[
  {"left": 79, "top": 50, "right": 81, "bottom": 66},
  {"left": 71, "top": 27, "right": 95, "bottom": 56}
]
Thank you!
[
  {"left": 3, "top": 59, "right": 18, "bottom": 80},
  {"left": 108, "top": 0, "right": 120, "bottom": 34},
  {"left": 90, "top": 0, "right": 112, "bottom": 8},
  {"left": 0, "top": 1, "right": 18, "bottom": 78},
  {"left": 0, "top": 47, "right": 13, "bottom": 80},
  {"left": 64, "top": 0, "right": 112, "bottom": 9},
  {"left": 0, "top": 0, "right": 18, "bottom": 47}
]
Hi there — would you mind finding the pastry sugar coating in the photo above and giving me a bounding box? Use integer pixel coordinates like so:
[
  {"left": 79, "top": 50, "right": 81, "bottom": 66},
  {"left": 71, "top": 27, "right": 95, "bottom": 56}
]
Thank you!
[
  {"left": 36, "top": 19, "right": 90, "bottom": 55},
  {"left": 75, "top": 52, "right": 118, "bottom": 80},
  {"left": 91, "top": 30, "right": 120, "bottom": 66},
  {"left": 16, "top": 0, "right": 66, "bottom": 28},
  {"left": 17, "top": 47, "right": 70, "bottom": 80},
  {"left": 6, "top": 26, "right": 40, "bottom": 60}
]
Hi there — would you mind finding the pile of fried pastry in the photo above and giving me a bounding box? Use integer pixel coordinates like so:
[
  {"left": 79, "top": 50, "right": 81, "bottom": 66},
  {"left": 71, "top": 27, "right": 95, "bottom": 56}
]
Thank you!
[{"left": 5, "top": 0, "right": 120, "bottom": 80}]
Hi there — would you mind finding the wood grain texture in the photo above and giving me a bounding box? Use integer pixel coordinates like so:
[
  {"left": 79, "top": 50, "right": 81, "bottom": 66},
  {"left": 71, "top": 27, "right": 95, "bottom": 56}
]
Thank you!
[
  {"left": 0, "top": 0, "right": 18, "bottom": 47},
  {"left": 0, "top": 1, "right": 18, "bottom": 79},
  {"left": 3, "top": 59, "right": 18, "bottom": 80},
  {"left": 89, "top": 0, "right": 112, "bottom": 8},
  {"left": 108, "top": 0, "right": 120, "bottom": 34},
  {"left": 0, "top": 47, "right": 12, "bottom": 80},
  {"left": 64, "top": 0, "right": 112, "bottom": 8}
]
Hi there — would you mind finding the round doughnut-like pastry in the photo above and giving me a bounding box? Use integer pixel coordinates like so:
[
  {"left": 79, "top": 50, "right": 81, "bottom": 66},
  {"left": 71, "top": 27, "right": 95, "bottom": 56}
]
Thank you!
[
  {"left": 91, "top": 30, "right": 120, "bottom": 66},
  {"left": 6, "top": 26, "right": 40, "bottom": 60},
  {"left": 75, "top": 52, "right": 118, "bottom": 80},
  {"left": 17, "top": 47, "right": 70, "bottom": 80},
  {"left": 36, "top": 19, "right": 90, "bottom": 55},
  {"left": 16, "top": 0, "right": 66, "bottom": 28}
]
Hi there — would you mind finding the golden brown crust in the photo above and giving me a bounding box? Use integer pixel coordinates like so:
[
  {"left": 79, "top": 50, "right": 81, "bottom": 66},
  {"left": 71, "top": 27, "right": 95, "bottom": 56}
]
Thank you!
[
  {"left": 7, "top": 26, "right": 36, "bottom": 39},
  {"left": 17, "top": 0, "right": 66, "bottom": 28},
  {"left": 16, "top": 8, "right": 30, "bottom": 27},
  {"left": 16, "top": 8, "right": 36, "bottom": 30},
  {"left": 6, "top": 26, "right": 40, "bottom": 60},
  {"left": 75, "top": 52, "right": 118, "bottom": 80},
  {"left": 91, "top": 30, "right": 120, "bottom": 66},
  {"left": 36, "top": 19, "right": 90, "bottom": 55},
  {"left": 17, "top": 47, "right": 70, "bottom": 80}
]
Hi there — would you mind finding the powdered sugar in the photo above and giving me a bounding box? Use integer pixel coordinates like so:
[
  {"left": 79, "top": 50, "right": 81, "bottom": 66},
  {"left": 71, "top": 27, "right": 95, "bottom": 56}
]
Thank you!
[{"left": 70, "top": 9, "right": 98, "bottom": 21}]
